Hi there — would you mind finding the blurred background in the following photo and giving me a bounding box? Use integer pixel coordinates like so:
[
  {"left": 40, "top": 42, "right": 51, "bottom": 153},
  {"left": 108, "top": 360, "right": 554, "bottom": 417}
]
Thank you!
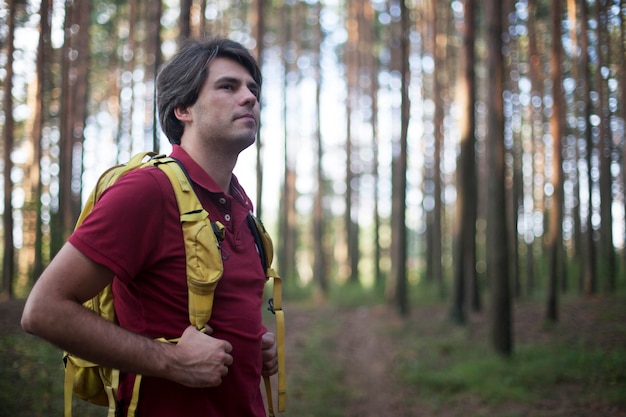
[{"left": 1, "top": 1, "right": 625, "bottom": 416}]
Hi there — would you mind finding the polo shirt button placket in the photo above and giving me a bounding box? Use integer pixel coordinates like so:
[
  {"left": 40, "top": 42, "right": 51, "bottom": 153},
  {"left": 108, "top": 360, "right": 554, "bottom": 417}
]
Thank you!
[{"left": 218, "top": 197, "right": 231, "bottom": 223}]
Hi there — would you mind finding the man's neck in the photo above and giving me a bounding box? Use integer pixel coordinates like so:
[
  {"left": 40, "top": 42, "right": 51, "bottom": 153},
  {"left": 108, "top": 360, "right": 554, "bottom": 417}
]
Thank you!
[{"left": 179, "top": 143, "right": 237, "bottom": 193}]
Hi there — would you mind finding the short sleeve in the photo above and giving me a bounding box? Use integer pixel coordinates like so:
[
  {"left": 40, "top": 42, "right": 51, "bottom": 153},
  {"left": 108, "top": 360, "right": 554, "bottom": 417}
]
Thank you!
[{"left": 69, "top": 167, "right": 178, "bottom": 282}]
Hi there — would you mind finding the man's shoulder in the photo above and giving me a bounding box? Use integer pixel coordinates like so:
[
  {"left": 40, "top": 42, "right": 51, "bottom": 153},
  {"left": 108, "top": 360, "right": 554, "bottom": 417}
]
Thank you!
[
  {"left": 99, "top": 164, "right": 176, "bottom": 207},
  {"left": 116, "top": 164, "right": 171, "bottom": 188}
]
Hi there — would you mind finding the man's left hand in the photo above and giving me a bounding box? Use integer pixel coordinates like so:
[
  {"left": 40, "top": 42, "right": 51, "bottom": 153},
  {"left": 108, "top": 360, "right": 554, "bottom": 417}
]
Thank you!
[{"left": 261, "top": 332, "right": 278, "bottom": 376}]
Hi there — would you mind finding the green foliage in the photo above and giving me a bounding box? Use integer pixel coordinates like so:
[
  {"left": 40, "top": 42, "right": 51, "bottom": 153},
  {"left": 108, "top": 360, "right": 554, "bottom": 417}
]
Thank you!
[
  {"left": 397, "top": 334, "right": 626, "bottom": 409},
  {"left": 286, "top": 315, "right": 349, "bottom": 417},
  {"left": 0, "top": 334, "right": 104, "bottom": 416},
  {"left": 409, "top": 279, "right": 450, "bottom": 306},
  {"left": 328, "top": 282, "right": 385, "bottom": 309},
  {"left": 282, "top": 281, "right": 314, "bottom": 301},
  {"left": 284, "top": 280, "right": 388, "bottom": 307},
  {"left": 0, "top": 334, "right": 65, "bottom": 416}
]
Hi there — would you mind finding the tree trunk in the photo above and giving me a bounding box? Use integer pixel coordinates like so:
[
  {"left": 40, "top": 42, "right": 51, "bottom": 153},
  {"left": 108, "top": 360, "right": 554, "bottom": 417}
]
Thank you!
[
  {"left": 579, "top": 0, "right": 597, "bottom": 295},
  {"left": 312, "top": 1, "right": 328, "bottom": 295},
  {"left": 1, "top": 0, "right": 17, "bottom": 300},
  {"left": 390, "top": 0, "right": 411, "bottom": 317},
  {"left": 252, "top": 0, "right": 265, "bottom": 218},
  {"left": 32, "top": 0, "right": 52, "bottom": 281},
  {"left": 345, "top": 0, "right": 360, "bottom": 285},
  {"left": 278, "top": 2, "right": 298, "bottom": 287},
  {"left": 595, "top": 0, "right": 616, "bottom": 293},
  {"left": 56, "top": 0, "right": 90, "bottom": 250},
  {"left": 621, "top": 0, "right": 626, "bottom": 272},
  {"left": 546, "top": 0, "right": 565, "bottom": 323},
  {"left": 179, "top": 0, "right": 192, "bottom": 43},
  {"left": 526, "top": 0, "right": 543, "bottom": 297},
  {"left": 567, "top": 0, "right": 584, "bottom": 293},
  {"left": 367, "top": 3, "right": 383, "bottom": 288},
  {"left": 451, "top": 0, "right": 477, "bottom": 324},
  {"left": 505, "top": 0, "right": 521, "bottom": 299},
  {"left": 147, "top": 0, "right": 163, "bottom": 152},
  {"left": 486, "top": 0, "right": 512, "bottom": 356},
  {"left": 422, "top": 0, "right": 435, "bottom": 287},
  {"left": 432, "top": 0, "right": 445, "bottom": 297}
]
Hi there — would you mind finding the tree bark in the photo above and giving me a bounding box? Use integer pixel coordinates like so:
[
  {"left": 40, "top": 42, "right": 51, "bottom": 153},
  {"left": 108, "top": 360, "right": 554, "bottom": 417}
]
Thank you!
[
  {"left": 579, "top": 0, "right": 597, "bottom": 295},
  {"left": 432, "top": 0, "right": 445, "bottom": 297},
  {"left": 56, "top": 0, "right": 90, "bottom": 250},
  {"left": 486, "top": 0, "right": 512, "bottom": 356},
  {"left": 546, "top": 0, "right": 565, "bottom": 323},
  {"left": 595, "top": 0, "right": 616, "bottom": 292},
  {"left": 312, "top": 1, "right": 328, "bottom": 295},
  {"left": 451, "top": 0, "right": 477, "bottom": 324},
  {"left": 179, "top": 0, "right": 192, "bottom": 43},
  {"left": 253, "top": 0, "right": 266, "bottom": 219},
  {"left": 33, "top": 0, "right": 52, "bottom": 281},
  {"left": 1, "top": 0, "right": 17, "bottom": 300},
  {"left": 390, "top": 0, "right": 411, "bottom": 316},
  {"left": 278, "top": 2, "right": 298, "bottom": 288}
]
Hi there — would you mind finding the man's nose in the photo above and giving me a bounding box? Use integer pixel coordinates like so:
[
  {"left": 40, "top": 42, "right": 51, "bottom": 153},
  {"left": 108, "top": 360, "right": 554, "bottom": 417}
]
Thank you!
[{"left": 240, "top": 88, "right": 258, "bottom": 106}]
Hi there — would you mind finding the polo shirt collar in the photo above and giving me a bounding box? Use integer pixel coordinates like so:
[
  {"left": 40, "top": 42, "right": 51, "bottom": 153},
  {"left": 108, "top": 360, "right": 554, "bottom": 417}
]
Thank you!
[{"left": 169, "top": 145, "right": 252, "bottom": 208}]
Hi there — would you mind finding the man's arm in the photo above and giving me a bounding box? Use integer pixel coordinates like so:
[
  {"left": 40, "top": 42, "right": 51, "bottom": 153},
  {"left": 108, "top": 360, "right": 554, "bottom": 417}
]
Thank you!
[{"left": 21, "top": 242, "right": 233, "bottom": 387}]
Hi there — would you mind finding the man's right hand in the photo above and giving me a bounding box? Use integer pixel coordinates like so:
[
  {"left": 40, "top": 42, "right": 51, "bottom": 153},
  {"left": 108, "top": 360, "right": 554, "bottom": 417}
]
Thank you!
[{"left": 170, "top": 325, "right": 234, "bottom": 388}]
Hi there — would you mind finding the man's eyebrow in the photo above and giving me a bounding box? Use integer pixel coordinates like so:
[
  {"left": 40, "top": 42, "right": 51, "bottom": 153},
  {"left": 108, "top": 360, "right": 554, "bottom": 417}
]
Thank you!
[
  {"left": 214, "top": 76, "right": 240, "bottom": 84},
  {"left": 214, "top": 75, "right": 259, "bottom": 90}
]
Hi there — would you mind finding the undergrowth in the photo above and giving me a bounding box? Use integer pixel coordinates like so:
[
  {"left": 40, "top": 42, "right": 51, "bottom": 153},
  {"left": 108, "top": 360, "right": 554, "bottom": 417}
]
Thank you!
[
  {"left": 285, "top": 316, "right": 349, "bottom": 417},
  {"left": 395, "top": 319, "right": 626, "bottom": 411},
  {"left": 2, "top": 289, "right": 625, "bottom": 417}
]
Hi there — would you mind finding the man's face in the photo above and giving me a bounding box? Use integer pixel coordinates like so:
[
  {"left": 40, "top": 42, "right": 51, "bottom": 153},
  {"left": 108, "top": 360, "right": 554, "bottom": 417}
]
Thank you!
[{"left": 185, "top": 57, "right": 261, "bottom": 152}]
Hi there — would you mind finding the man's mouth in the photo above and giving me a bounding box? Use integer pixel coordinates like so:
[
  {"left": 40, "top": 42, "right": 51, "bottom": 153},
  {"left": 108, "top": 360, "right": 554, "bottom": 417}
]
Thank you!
[
  {"left": 235, "top": 113, "right": 256, "bottom": 121},
  {"left": 234, "top": 113, "right": 257, "bottom": 127}
]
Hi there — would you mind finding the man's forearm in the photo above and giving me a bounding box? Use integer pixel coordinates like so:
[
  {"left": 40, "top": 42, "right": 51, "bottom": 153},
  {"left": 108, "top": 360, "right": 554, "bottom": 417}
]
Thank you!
[
  {"left": 23, "top": 293, "right": 232, "bottom": 388},
  {"left": 22, "top": 242, "right": 232, "bottom": 388},
  {"left": 23, "top": 296, "right": 171, "bottom": 379}
]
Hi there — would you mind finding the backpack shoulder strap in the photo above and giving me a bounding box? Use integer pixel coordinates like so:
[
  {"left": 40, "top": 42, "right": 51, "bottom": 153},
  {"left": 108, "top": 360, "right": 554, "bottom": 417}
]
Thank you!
[
  {"left": 155, "top": 159, "right": 287, "bottom": 413},
  {"left": 150, "top": 156, "right": 225, "bottom": 331},
  {"left": 247, "top": 214, "right": 286, "bottom": 414}
]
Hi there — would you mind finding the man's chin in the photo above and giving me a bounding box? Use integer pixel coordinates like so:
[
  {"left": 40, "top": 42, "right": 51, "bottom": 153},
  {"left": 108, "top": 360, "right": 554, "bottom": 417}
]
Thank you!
[{"left": 232, "top": 134, "right": 256, "bottom": 152}]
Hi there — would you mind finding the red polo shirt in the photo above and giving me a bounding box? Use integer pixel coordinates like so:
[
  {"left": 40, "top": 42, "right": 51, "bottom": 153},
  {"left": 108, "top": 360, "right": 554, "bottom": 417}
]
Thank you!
[{"left": 69, "top": 145, "right": 268, "bottom": 417}]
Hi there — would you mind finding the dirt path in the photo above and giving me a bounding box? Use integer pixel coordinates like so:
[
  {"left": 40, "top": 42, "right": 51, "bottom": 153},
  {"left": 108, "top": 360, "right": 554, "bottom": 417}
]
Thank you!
[
  {"left": 290, "top": 304, "right": 437, "bottom": 417},
  {"left": 333, "top": 306, "right": 404, "bottom": 417}
]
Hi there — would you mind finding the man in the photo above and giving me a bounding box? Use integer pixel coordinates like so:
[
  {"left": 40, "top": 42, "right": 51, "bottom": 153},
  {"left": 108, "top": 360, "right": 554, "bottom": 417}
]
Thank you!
[{"left": 21, "top": 37, "right": 278, "bottom": 416}]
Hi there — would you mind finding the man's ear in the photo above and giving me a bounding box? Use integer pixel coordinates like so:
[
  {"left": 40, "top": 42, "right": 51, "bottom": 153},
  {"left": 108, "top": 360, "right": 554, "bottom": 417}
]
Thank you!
[{"left": 174, "top": 106, "right": 192, "bottom": 122}]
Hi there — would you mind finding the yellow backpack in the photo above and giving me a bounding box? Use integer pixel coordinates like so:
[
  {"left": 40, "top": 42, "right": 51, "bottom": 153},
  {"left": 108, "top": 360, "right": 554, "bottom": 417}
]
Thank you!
[{"left": 63, "top": 152, "right": 286, "bottom": 417}]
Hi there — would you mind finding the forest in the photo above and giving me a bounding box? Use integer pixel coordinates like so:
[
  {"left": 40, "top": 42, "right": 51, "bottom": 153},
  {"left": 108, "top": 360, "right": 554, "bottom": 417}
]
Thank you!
[{"left": 0, "top": 0, "right": 626, "bottom": 415}]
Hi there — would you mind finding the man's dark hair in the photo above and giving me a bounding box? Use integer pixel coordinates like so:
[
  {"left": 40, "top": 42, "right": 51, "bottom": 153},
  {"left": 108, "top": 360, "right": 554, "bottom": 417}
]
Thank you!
[{"left": 156, "top": 37, "right": 262, "bottom": 144}]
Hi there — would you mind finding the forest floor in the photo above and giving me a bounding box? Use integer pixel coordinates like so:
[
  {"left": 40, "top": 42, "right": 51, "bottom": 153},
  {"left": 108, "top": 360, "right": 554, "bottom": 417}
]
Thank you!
[
  {"left": 1, "top": 292, "right": 626, "bottom": 417},
  {"left": 281, "top": 292, "right": 626, "bottom": 417}
]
